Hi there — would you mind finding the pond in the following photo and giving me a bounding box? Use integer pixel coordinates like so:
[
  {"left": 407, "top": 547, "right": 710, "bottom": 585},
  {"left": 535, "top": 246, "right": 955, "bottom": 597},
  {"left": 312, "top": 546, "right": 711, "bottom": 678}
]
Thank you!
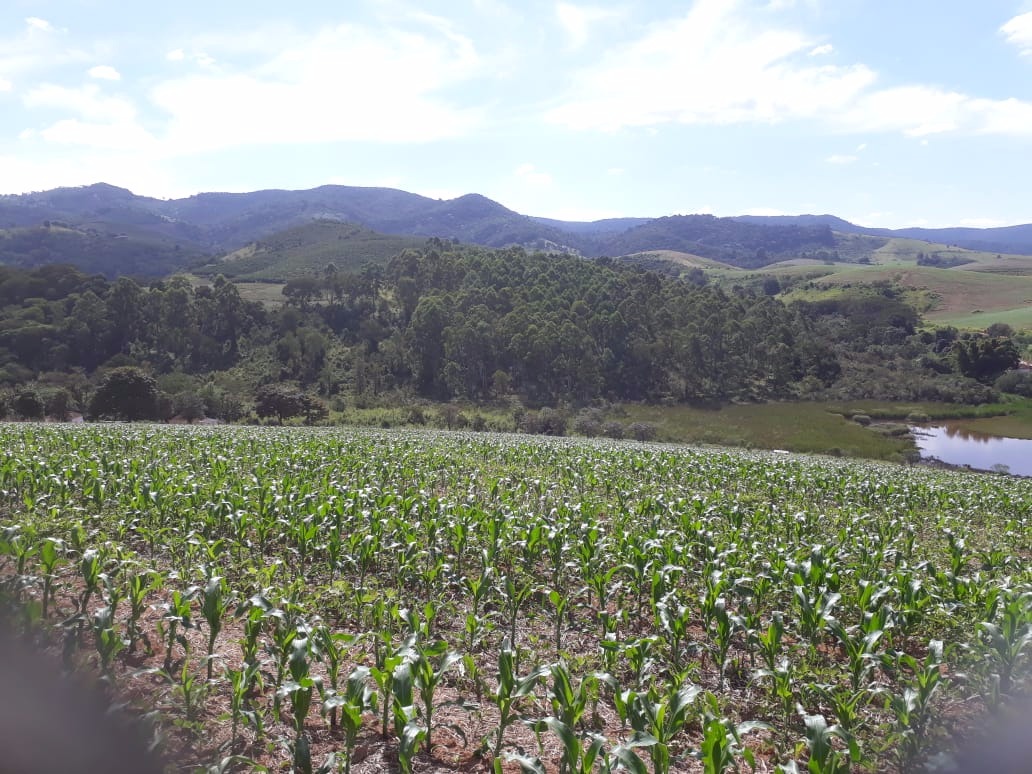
[{"left": 911, "top": 424, "right": 1032, "bottom": 477}]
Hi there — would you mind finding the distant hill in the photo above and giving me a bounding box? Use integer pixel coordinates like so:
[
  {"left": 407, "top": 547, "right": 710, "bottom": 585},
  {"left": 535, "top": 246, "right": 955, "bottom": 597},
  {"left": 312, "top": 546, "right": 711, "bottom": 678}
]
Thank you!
[
  {"left": 2, "top": 182, "right": 1032, "bottom": 277},
  {"left": 736, "top": 214, "right": 1032, "bottom": 255},
  {"left": 0, "top": 223, "right": 199, "bottom": 277},
  {"left": 196, "top": 220, "right": 426, "bottom": 281},
  {"left": 599, "top": 215, "right": 837, "bottom": 268}
]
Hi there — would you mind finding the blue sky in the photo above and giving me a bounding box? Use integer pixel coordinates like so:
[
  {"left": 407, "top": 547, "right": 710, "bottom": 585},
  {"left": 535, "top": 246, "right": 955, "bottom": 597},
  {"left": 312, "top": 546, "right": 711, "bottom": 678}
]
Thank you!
[{"left": 1, "top": 0, "right": 1031, "bottom": 228}]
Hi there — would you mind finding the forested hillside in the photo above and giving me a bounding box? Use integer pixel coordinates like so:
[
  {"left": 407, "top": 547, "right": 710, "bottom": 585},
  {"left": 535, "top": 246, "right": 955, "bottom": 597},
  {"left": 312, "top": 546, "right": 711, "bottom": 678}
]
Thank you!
[{"left": 0, "top": 239, "right": 1020, "bottom": 425}]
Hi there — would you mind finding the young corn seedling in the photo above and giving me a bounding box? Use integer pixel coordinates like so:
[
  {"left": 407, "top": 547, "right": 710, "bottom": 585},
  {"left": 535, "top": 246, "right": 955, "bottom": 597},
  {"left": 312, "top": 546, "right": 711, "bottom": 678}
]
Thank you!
[
  {"left": 881, "top": 640, "right": 945, "bottom": 769},
  {"left": 548, "top": 589, "right": 572, "bottom": 658},
  {"left": 488, "top": 640, "right": 550, "bottom": 764},
  {"left": 225, "top": 662, "right": 262, "bottom": 750},
  {"left": 277, "top": 634, "right": 318, "bottom": 774},
  {"left": 976, "top": 590, "right": 1031, "bottom": 700},
  {"left": 755, "top": 613, "right": 785, "bottom": 673},
  {"left": 199, "top": 574, "right": 231, "bottom": 680},
  {"left": 92, "top": 602, "right": 127, "bottom": 679},
  {"left": 619, "top": 680, "right": 703, "bottom": 774},
  {"left": 776, "top": 709, "right": 856, "bottom": 774},
  {"left": 523, "top": 717, "right": 608, "bottom": 774},
  {"left": 322, "top": 665, "right": 374, "bottom": 774},
  {"left": 369, "top": 631, "right": 407, "bottom": 738},
  {"left": 828, "top": 621, "right": 883, "bottom": 691},
  {"left": 38, "top": 537, "right": 64, "bottom": 619},
  {"left": 125, "top": 567, "right": 160, "bottom": 655},
  {"left": 157, "top": 587, "right": 196, "bottom": 673},
  {"left": 755, "top": 657, "right": 797, "bottom": 722},
  {"left": 400, "top": 634, "right": 464, "bottom": 753},
  {"left": 695, "top": 694, "right": 769, "bottom": 774},
  {"left": 312, "top": 624, "right": 358, "bottom": 729}
]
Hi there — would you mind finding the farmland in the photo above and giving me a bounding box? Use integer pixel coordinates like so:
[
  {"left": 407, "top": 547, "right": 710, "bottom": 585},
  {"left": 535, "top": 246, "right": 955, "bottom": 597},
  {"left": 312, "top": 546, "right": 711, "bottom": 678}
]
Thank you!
[{"left": 1, "top": 424, "right": 1030, "bottom": 772}]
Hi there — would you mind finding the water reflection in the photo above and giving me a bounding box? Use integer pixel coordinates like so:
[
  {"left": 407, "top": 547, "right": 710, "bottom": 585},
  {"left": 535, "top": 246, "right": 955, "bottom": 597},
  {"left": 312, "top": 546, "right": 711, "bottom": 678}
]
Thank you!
[{"left": 911, "top": 424, "right": 1032, "bottom": 476}]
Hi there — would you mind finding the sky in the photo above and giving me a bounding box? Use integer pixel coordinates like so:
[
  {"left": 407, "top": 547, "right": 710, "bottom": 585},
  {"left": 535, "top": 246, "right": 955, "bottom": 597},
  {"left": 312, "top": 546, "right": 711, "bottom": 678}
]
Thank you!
[{"left": 1, "top": 0, "right": 1031, "bottom": 229}]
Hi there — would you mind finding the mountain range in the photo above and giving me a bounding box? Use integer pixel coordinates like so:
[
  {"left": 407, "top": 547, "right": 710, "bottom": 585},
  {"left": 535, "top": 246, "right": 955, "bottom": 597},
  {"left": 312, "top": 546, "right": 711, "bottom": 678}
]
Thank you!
[{"left": 1, "top": 182, "right": 1031, "bottom": 278}]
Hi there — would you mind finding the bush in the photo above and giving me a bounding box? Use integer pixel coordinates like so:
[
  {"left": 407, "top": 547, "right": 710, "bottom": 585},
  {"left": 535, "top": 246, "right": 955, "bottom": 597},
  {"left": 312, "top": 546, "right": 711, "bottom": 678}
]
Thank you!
[
  {"left": 12, "top": 389, "right": 44, "bottom": 420},
  {"left": 906, "top": 411, "right": 931, "bottom": 423},
  {"left": 852, "top": 413, "right": 872, "bottom": 426},
  {"left": 994, "top": 369, "right": 1032, "bottom": 398},
  {"left": 572, "top": 409, "right": 603, "bottom": 437},
  {"left": 628, "top": 421, "right": 657, "bottom": 442},
  {"left": 602, "top": 421, "right": 625, "bottom": 439},
  {"left": 521, "top": 407, "right": 567, "bottom": 436},
  {"left": 44, "top": 388, "right": 75, "bottom": 420}
]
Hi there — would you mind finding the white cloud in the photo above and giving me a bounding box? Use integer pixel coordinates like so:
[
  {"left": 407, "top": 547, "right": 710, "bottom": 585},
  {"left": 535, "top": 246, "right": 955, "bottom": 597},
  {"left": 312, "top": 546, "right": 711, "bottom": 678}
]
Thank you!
[
  {"left": 166, "top": 49, "right": 185, "bottom": 62},
  {"left": 742, "top": 207, "right": 787, "bottom": 216},
  {"left": 606, "top": 167, "right": 624, "bottom": 176},
  {"left": 548, "top": 0, "right": 877, "bottom": 130},
  {"left": 148, "top": 19, "right": 483, "bottom": 153},
  {"left": 25, "top": 17, "right": 53, "bottom": 33},
  {"left": 38, "top": 118, "right": 155, "bottom": 151},
  {"left": 1001, "top": 12, "right": 1032, "bottom": 55},
  {"left": 0, "top": 78, "right": 11, "bottom": 93},
  {"left": 826, "top": 154, "right": 857, "bottom": 164},
  {"left": 809, "top": 43, "right": 834, "bottom": 56},
  {"left": 0, "top": 150, "right": 187, "bottom": 198},
  {"left": 0, "top": 17, "right": 89, "bottom": 84},
  {"left": 24, "top": 83, "right": 134, "bottom": 123},
  {"left": 515, "top": 163, "right": 553, "bottom": 186},
  {"left": 856, "top": 142, "right": 867, "bottom": 151},
  {"left": 556, "top": 3, "right": 620, "bottom": 49},
  {"left": 21, "top": 83, "right": 156, "bottom": 151},
  {"left": 548, "top": 1, "right": 1032, "bottom": 138},
  {"left": 88, "top": 65, "right": 121, "bottom": 81}
]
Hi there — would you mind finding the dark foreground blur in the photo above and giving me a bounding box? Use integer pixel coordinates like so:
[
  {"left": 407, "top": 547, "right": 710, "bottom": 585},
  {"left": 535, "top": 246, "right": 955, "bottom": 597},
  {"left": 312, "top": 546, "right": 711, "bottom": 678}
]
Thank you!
[{"left": 0, "top": 635, "right": 162, "bottom": 774}]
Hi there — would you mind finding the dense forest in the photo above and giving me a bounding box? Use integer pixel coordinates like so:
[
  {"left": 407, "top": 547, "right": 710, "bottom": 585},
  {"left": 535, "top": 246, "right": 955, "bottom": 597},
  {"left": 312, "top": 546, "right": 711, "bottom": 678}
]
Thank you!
[{"left": 0, "top": 242, "right": 1021, "bottom": 422}]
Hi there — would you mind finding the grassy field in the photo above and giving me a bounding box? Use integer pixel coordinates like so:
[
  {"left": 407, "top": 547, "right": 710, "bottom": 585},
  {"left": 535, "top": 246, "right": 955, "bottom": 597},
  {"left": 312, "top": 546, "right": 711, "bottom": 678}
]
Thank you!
[
  {"left": 1, "top": 425, "right": 1029, "bottom": 773},
  {"left": 617, "top": 401, "right": 913, "bottom": 459}
]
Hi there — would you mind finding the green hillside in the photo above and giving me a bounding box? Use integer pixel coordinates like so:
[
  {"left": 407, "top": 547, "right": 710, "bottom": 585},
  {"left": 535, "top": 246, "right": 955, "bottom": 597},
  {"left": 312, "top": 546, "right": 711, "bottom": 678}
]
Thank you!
[
  {"left": 0, "top": 223, "right": 200, "bottom": 277},
  {"left": 196, "top": 219, "right": 427, "bottom": 280}
]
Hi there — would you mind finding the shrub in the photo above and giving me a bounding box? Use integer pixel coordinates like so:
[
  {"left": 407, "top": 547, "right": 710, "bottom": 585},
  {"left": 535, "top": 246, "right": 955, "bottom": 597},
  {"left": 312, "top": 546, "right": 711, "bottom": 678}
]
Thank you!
[
  {"left": 602, "top": 421, "right": 625, "bottom": 439},
  {"left": 572, "top": 410, "right": 603, "bottom": 437},
  {"left": 994, "top": 370, "right": 1032, "bottom": 398},
  {"left": 628, "top": 421, "right": 657, "bottom": 442},
  {"left": 852, "top": 413, "right": 872, "bottom": 426},
  {"left": 12, "top": 389, "right": 45, "bottom": 420}
]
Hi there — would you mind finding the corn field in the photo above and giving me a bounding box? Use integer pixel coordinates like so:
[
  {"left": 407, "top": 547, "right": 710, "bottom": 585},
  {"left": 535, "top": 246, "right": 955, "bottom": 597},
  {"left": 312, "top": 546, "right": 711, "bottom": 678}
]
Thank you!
[{"left": 0, "top": 424, "right": 1030, "bottom": 773}]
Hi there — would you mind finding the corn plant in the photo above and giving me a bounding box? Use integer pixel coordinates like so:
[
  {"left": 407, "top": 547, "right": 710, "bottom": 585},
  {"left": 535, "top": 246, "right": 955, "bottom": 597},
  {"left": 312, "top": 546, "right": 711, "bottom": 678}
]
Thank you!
[
  {"left": 975, "top": 590, "right": 1032, "bottom": 700},
  {"left": 399, "top": 634, "right": 464, "bottom": 753},
  {"left": 524, "top": 717, "right": 609, "bottom": 774},
  {"left": 37, "top": 537, "right": 64, "bottom": 619},
  {"left": 881, "top": 640, "right": 945, "bottom": 768},
  {"left": 156, "top": 588, "right": 195, "bottom": 672},
  {"left": 617, "top": 681, "right": 702, "bottom": 774},
  {"left": 488, "top": 640, "right": 550, "bottom": 763},
  {"left": 695, "top": 694, "right": 769, "bottom": 774},
  {"left": 322, "top": 665, "right": 374, "bottom": 774},
  {"left": 198, "top": 574, "right": 231, "bottom": 680}
]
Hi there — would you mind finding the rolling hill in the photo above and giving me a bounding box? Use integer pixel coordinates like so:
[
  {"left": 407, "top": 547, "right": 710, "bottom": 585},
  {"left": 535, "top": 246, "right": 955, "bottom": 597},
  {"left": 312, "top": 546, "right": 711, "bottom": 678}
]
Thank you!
[
  {"left": 2, "top": 182, "right": 1032, "bottom": 279},
  {"left": 196, "top": 220, "right": 427, "bottom": 281}
]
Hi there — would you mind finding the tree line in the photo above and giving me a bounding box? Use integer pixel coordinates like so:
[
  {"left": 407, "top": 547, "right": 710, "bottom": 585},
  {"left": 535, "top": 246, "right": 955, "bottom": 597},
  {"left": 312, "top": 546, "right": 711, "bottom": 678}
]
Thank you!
[{"left": 0, "top": 245, "right": 1022, "bottom": 423}]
